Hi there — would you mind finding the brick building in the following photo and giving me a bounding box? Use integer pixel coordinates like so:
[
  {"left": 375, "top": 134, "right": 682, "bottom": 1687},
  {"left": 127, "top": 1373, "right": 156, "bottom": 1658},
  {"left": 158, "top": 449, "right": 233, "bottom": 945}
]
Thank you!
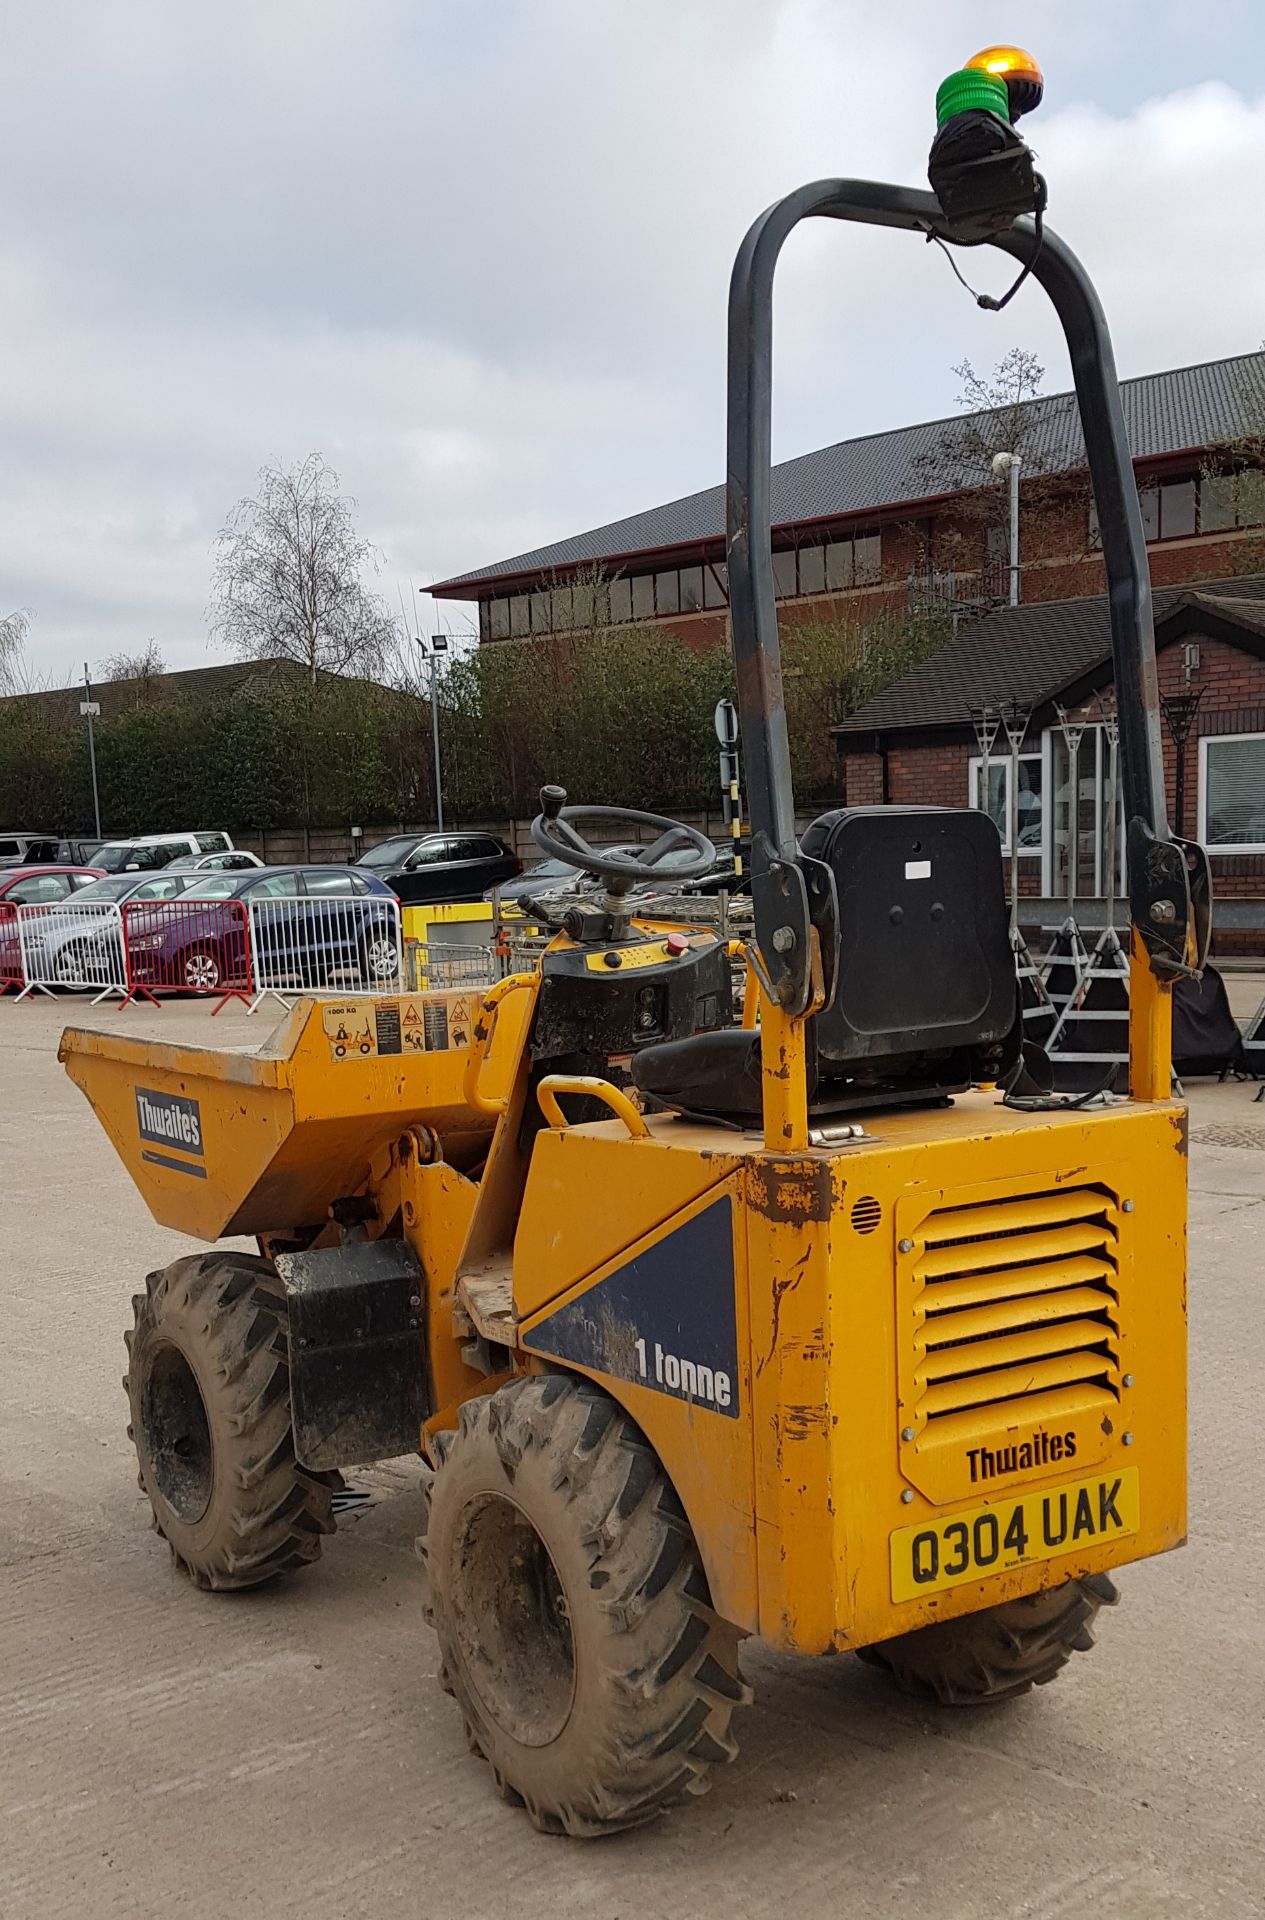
[
  {"left": 431, "top": 351, "right": 1265, "bottom": 648},
  {"left": 833, "top": 574, "right": 1265, "bottom": 951}
]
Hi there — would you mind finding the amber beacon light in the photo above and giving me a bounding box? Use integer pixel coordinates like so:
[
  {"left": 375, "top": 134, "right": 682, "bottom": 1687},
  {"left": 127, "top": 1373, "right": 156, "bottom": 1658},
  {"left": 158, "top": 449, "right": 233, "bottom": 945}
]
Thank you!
[{"left": 964, "top": 45, "right": 1045, "bottom": 119}]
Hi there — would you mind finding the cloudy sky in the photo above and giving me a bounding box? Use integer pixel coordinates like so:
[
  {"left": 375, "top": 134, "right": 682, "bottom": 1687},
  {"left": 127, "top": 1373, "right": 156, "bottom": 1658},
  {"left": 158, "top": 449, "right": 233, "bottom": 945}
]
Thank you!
[{"left": 4, "top": 1, "right": 1265, "bottom": 682}]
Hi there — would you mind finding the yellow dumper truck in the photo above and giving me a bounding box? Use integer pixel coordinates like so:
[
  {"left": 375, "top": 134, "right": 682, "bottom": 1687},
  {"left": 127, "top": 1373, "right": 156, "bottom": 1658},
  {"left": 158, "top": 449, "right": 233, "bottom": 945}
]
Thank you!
[{"left": 63, "top": 49, "right": 1206, "bottom": 1835}]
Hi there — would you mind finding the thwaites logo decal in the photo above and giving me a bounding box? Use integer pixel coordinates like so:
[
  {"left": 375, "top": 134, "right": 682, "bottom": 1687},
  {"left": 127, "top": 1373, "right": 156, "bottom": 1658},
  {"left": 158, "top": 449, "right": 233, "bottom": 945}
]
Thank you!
[
  {"left": 136, "top": 1087, "right": 203, "bottom": 1155},
  {"left": 526, "top": 1197, "right": 739, "bottom": 1418},
  {"left": 135, "top": 1087, "right": 207, "bottom": 1178}
]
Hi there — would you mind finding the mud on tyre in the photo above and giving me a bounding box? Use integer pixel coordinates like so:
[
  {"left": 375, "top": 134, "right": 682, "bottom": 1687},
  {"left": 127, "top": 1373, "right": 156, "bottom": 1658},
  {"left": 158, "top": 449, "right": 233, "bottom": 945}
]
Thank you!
[
  {"left": 417, "top": 1374, "right": 750, "bottom": 1835},
  {"left": 125, "top": 1251, "right": 339, "bottom": 1590},
  {"left": 859, "top": 1573, "right": 1120, "bottom": 1705}
]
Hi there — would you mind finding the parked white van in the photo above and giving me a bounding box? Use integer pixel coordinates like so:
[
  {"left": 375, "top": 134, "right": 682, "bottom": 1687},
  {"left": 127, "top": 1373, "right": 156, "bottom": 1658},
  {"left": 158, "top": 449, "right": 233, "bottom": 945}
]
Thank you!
[{"left": 93, "top": 831, "right": 236, "bottom": 873}]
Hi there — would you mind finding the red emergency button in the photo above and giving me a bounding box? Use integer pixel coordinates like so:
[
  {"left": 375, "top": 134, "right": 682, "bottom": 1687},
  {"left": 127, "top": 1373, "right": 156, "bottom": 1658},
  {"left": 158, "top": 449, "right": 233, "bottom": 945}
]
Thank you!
[{"left": 665, "top": 932, "right": 689, "bottom": 956}]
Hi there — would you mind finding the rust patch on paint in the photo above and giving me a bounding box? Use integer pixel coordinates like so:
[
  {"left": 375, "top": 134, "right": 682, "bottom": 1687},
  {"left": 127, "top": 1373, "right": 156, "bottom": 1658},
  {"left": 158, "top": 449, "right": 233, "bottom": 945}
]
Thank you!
[
  {"left": 1171, "top": 1107, "right": 1189, "bottom": 1156},
  {"left": 748, "top": 1157, "right": 833, "bottom": 1223},
  {"left": 782, "top": 1403, "right": 829, "bottom": 1441}
]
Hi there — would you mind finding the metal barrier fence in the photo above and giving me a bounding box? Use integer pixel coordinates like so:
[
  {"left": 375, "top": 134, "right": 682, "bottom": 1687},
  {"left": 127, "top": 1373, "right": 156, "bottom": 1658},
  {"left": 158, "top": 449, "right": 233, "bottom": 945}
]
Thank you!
[
  {"left": 406, "top": 939, "right": 500, "bottom": 992},
  {"left": 0, "top": 903, "right": 22, "bottom": 992},
  {"left": 247, "top": 894, "right": 403, "bottom": 1011},
  {"left": 14, "top": 900, "right": 128, "bottom": 1002},
  {"left": 121, "top": 897, "right": 253, "bottom": 1010}
]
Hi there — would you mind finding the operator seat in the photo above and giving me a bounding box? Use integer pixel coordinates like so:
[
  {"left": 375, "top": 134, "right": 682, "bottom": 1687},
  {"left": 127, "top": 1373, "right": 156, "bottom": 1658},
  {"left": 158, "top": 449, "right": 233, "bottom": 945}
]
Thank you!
[{"left": 632, "top": 806, "right": 1020, "bottom": 1121}]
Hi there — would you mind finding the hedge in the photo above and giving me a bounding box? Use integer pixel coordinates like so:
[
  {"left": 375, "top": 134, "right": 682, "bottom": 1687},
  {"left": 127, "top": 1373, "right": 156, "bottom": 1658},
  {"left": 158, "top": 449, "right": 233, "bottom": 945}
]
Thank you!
[{"left": 0, "top": 608, "right": 950, "bottom": 836}]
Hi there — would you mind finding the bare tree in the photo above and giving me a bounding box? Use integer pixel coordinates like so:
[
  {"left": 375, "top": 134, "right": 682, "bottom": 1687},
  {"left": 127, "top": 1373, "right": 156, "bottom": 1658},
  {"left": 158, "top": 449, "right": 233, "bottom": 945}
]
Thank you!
[
  {"left": 210, "top": 454, "right": 395, "bottom": 688},
  {"left": 97, "top": 640, "right": 167, "bottom": 707},
  {"left": 0, "top": 609, "right": 31, "bottom": 696},
  {"left": 905, "top": 349, "right": 1088, "bottom": 601},
  {"left": 949, "top": 349, "right": 1048, "bottom": 477}
]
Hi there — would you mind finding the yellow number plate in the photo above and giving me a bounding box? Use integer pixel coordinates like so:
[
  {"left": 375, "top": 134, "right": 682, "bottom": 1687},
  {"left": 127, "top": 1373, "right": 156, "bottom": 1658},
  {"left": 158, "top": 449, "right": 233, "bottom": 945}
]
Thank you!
[{"left": 890, "top": 1467, "right": 1140, "bottom": 1603}]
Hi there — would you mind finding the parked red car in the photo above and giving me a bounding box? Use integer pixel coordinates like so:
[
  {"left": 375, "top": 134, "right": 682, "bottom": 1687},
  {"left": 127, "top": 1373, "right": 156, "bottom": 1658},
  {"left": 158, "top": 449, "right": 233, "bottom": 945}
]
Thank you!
[{"left": 0, "top": 865, "right": 105, "bottom": 981}]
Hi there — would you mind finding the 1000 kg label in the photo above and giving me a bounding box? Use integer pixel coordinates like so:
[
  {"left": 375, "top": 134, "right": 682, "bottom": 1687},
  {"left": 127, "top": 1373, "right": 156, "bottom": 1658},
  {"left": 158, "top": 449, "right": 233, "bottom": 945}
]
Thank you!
[{"left": 889, "top": 1467, "right": 1140, "bottom": 1603}]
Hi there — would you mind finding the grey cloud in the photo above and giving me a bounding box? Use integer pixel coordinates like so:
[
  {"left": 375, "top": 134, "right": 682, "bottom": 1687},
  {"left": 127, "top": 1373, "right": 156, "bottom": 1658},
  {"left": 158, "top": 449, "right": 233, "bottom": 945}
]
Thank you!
[{"left": 2, "top": 2, "right": 1264, "bottom": 677}]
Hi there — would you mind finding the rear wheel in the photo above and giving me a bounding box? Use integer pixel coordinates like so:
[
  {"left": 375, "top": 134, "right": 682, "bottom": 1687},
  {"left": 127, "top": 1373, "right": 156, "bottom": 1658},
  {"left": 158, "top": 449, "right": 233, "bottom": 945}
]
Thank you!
[
  {"left": 125, "top": 1252, "right": 339, "bottom": 1590},
  {"left": 858, "top": 1574, "right": 1119, "bottom": 1705},
  {"left": 418, "top": 1375, "right": 748, "bottom": 1835}
]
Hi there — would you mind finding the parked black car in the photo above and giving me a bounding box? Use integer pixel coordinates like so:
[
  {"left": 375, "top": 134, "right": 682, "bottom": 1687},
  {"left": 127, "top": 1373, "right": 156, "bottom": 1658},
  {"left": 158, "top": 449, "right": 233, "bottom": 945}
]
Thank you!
[{"left": 355, "top": 832, "right": 520, "bottom": 905}]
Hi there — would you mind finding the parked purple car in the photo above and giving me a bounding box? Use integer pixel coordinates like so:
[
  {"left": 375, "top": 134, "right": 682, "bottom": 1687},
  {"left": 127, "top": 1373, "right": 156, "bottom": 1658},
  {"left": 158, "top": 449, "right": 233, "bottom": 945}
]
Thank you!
[{"left": 124, "top": 866, "right": 401, "bottom": 994}]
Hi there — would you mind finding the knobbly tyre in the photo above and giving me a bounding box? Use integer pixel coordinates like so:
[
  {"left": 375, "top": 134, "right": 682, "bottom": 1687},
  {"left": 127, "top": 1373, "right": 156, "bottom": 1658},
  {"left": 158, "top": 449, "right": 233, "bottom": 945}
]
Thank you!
[{"left": 62, "top": 48, "right": 1203, "bottom": 1836}]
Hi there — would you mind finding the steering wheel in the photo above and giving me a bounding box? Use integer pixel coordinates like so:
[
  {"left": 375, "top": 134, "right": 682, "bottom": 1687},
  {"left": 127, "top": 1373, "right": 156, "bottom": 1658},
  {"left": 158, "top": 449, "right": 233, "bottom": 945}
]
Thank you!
[{"left": 530, "top": 786, "right": 716, "bottom": 891}]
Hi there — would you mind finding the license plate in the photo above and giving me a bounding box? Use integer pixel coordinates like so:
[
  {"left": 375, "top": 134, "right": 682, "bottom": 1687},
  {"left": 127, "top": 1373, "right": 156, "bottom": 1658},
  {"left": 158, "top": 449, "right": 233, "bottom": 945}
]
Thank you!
[{"left": 890, "top": 1467, "right": 1140, "bottom": 1603}]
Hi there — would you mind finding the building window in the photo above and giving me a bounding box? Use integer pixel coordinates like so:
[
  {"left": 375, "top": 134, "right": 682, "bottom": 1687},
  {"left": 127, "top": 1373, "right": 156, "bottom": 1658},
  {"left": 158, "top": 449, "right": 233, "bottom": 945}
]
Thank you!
[
  {"left": 1199, "top": 732, "right": 1265, "bottom": 852},
  {"left": 968, "top": 753, "right": 1043, "bottom": 855},
  {"left": 798, "top": 544, "right": 825, "bottom": 595},
  {"left": 824, "top": 540, "right": 853, "bottom": 591},
  {"left": 491, "top": 528, "right": 885, "bottom": 638},
  {"left": 1161, "top": 479, "right": 1197, "bottom": 538},
  {"left": 810, "top": 529, "right": 883, "bottom": 592},
  {"left": 854, "top": 533, "right": 882, "bottom": 585},
  {"left": 1090, "top": 474, "right": 1205, "bottom": 549},
  {"left": 608, "top": 576, "right": 633, "bottom": 623},
  {"left": 1201, "top": 470, "right": 1265, "bottom": 532}
]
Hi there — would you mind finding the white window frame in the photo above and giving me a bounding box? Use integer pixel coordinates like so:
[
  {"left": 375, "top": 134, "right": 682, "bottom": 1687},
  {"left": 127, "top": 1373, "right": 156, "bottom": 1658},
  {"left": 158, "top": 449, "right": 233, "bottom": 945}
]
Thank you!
[
  {"left": 967, "top": 752, "right": 1043, "bottom": 856},
  {"left": 1198, "top": 730, "right": 1265, "bottom": 855}
]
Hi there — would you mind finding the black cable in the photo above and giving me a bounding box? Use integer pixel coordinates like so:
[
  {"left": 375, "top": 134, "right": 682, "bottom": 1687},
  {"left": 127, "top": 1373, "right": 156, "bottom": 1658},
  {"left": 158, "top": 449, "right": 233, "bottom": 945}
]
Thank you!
[
  {"left": 1000, "top": 1061, "right": 1118, "bottom": 1113},
  {"left": 928, "top": 201, "right": 1046, "bottom": 314}
]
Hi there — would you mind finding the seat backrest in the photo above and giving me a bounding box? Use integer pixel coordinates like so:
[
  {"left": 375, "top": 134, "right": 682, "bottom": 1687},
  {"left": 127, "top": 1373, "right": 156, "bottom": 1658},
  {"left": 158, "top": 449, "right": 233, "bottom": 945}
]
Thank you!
[{"left": 800, "top": 806, "right": 1017, "bottom": 1072}]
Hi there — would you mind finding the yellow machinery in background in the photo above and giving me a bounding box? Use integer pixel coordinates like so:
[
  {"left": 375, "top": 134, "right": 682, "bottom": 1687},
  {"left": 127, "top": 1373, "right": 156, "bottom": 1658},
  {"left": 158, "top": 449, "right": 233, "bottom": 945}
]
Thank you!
[{"left": 62, "top": 50, "right": 1208, "bottom": 1836}]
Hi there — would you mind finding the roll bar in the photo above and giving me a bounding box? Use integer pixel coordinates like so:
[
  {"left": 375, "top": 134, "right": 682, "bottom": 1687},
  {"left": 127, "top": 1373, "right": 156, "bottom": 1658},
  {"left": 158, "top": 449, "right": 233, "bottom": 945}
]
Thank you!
[{"left": 726, "top": 179, "right": 1209, "bottom": 1015}]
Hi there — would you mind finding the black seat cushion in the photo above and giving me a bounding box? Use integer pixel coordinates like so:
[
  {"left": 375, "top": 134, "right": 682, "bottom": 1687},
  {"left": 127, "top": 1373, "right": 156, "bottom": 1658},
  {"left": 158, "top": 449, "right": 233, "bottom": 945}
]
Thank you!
[{"left": 632, "top": 1029, "right": 780, "bottom": 1121}]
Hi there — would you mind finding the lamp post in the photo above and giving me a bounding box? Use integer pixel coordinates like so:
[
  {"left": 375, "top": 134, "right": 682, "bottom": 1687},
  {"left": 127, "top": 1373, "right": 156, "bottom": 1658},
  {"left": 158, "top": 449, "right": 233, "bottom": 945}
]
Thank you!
[
  {"left": 991, "top": 450, "right": 1022, "bottom": 606},
  {"left": 414, "top": 630, "right": 449, "bottom": 831},
  {"left": 80, "top": 661, "right": 102, "bottom": 839}
]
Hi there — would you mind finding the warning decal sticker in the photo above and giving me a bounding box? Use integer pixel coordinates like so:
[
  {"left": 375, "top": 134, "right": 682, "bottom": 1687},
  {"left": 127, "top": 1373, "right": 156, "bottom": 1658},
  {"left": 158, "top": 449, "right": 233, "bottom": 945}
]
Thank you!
[
  {"left": 322, "top": 1002, "right": 376, "bottom": 1060},
  {"left": 374, "top": 1003, "right": 402, "bottom": 1055}
]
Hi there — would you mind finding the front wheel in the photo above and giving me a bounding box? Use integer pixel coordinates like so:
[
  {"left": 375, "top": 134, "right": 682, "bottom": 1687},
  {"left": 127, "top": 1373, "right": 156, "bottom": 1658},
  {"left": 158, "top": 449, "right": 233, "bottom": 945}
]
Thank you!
[
  {"left": 125, "top": 1252, "right": 339, "bottom": 1590},
  {"left": 182, "top": 945, "right": 222, "bottom": 992},
  {"left": 858, "top": 1574, "right": 1119, "bottom": 1705},
  {"left": 418, "top": 1375, "right": 749, "bottom": 1835}
]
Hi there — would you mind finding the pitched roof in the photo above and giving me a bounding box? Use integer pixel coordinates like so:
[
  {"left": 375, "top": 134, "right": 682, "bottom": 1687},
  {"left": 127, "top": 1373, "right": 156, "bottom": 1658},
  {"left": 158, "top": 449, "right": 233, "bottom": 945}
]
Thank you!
[
  {"left": 432, "top": 350, "right": 1265, "bottom": 595},
  {"left": 0, "top": 656, "right": 404, "bottom": 726},
  {"left": 833, "top": 574, "right": 1265, "bottom": 737}
]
